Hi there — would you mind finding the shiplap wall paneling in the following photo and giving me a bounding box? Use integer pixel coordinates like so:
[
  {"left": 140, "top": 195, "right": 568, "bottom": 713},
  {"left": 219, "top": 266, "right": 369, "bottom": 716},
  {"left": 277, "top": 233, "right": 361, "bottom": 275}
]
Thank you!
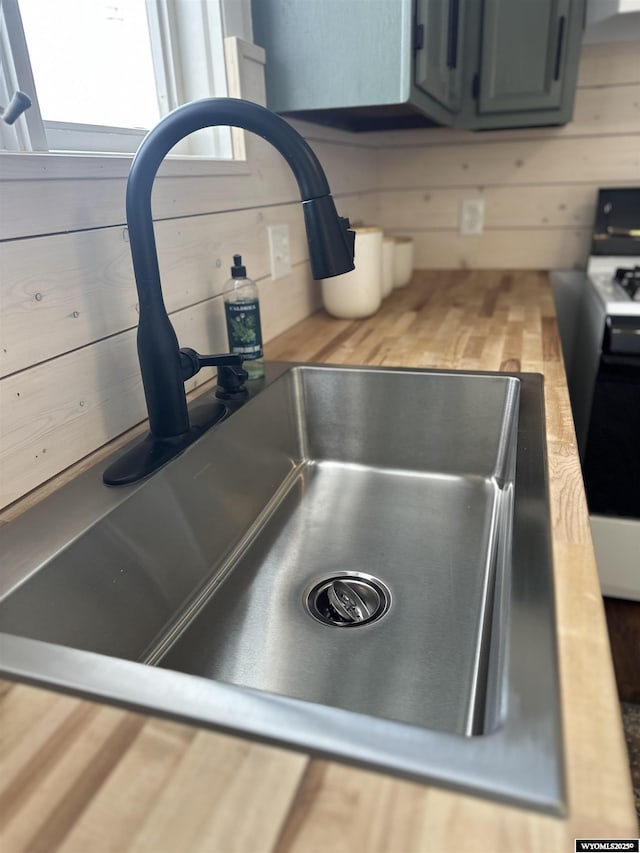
[
  {"left": 2, "top": 38, "right": 637, "bottom": 509},
  {"left": 377, "top": 136, "right": 639, "bottom": 190},
  {"left": 576, "top": 39, "right": 640, "bottom": 86},
  {"left": 0, "top": 262, "right": 317, "bottom": 508},
  {"left": 0, "top": 36, "right": 379, "bottom": 507},
  {"left": 411, "top": 230, "right": 592, "bottom": 270},
  {"left": 0, "top": 132, "right": 378, "bottom": 241},
  {"left": 0, "top": 289, "right": 240, "bottom": 507},
  {"left": 0, "top": 191, "right": 373, "bottom": 508},
  {"left": 378, "top": 185, "right": 623, "bottom": 230},
  {"left": 375, "top": 40, "right": 640, "bottom": 270},
  {"left": 1, "top": 192, "right": 374, "bottom": 379},
  {"left": 2, "top": 204, "right": 308, "bottom": 377}
]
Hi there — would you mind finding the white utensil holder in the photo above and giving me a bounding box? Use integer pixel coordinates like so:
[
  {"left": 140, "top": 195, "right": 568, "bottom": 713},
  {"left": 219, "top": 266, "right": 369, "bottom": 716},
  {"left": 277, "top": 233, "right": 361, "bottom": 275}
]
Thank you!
[
  {"left": 381, "top": 236, "right": 395, "bottom": 298},
  {"left": 321, "top": 226, "right": 383, "bottom": 319},
  {"left": 393, "top": 236, "right": 414, "bottom": 288}
]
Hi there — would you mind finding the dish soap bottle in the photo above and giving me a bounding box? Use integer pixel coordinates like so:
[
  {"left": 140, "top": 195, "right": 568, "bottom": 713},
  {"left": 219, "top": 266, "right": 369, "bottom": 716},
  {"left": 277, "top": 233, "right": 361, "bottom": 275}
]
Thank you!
[{"left": 223, "top": 254, "right": 264, "bottom": 379}]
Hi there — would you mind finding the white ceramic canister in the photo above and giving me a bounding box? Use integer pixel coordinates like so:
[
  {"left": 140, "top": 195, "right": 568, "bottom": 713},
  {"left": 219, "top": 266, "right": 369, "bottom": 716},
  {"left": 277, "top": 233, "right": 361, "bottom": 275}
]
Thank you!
[
  {"left": 393, "top": 235, "right": 414, "bottom": 288},
  {"left": 321, "top": 226, "right": 383, "bottom": 319},
  {"left": 381, "top": 236, "right": 395, "bottom": 298}
]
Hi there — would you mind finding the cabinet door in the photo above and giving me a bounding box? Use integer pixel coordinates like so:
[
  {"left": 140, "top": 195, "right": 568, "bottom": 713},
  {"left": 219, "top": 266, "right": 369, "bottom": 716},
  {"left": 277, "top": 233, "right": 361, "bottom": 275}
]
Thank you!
[
  {"left": 415, "top": 0, "right": 464, "bottom": 111},
  {"left": 478, "top": 0, "right": 571, "bottom": 114}
]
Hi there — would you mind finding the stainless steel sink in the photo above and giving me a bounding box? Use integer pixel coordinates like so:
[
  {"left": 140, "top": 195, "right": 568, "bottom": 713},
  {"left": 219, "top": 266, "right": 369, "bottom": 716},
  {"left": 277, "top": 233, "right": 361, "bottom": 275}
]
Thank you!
[{"left": 0, "top": 363, "right": 563, "bottom": 813}]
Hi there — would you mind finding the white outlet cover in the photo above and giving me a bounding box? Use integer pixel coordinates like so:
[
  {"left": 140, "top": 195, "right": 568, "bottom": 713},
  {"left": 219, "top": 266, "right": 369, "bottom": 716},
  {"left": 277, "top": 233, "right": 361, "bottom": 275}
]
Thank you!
[
  {"left": 460, "top": 199, "right": 485, "bottom": 236},
  {"left": 268, "top": 224, "right": 292, "bottom": 279}
]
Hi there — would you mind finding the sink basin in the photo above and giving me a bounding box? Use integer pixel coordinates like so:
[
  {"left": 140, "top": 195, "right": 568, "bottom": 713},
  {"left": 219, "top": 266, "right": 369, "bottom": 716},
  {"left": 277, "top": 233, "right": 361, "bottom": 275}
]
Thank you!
[{"left": 0, "top": 363, "right": 563, "bottom": 813}]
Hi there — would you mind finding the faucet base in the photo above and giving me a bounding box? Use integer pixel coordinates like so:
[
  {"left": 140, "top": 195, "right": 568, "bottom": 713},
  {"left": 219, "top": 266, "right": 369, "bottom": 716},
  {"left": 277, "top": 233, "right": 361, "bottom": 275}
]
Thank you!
[{"left": 103, "top": 400, "right": 228, "bottom": 486}]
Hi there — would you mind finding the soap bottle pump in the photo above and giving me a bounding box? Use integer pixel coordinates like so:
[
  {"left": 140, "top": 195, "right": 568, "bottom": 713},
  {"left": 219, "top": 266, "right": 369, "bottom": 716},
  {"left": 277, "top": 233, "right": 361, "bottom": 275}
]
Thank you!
[{"left": 223, "top": 254, "right": 264, "bottom": 379}]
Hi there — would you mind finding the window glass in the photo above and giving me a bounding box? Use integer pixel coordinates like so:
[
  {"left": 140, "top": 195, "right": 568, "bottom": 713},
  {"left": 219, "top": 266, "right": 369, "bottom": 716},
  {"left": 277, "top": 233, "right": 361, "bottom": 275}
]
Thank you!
[{"left": 18, "top": 0, "right": 160, "bottom": 130}]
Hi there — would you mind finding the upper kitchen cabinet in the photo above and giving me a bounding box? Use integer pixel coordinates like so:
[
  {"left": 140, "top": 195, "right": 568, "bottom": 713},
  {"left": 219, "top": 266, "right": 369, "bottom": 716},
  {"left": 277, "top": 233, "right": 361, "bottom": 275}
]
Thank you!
[
  {"left": 251, "top": 0, "right": 586, "bottom": 132},
  {"left": 462, "top": 0, "right": 586, "bottom": 129},
  {"left": 250, "top": 0, "right": 457, "bottom": 131}
]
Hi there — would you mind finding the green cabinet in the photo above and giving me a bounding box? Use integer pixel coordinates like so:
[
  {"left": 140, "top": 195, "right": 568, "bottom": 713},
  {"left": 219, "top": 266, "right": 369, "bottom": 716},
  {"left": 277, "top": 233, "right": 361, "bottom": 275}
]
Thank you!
[
  {"left": 251, "top": 0, "right": 453, "bottom": 132},
  {"left": 252, "top": 0, "right": 586, "bottom": 132},
  {"left": 459, "top": 0, "right": 585, "bottom": 129},
  {"left": 479, "top": 0, "right": 570, "bottom": 113}
]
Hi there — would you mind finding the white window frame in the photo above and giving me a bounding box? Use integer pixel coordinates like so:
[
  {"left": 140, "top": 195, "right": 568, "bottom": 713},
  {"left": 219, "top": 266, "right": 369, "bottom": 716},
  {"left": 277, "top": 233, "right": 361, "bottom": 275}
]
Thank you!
[
  {"left": 0, "top": 0, "right": 260, "bottom": 178},
  {"left": 148, "top": 0, "right": 232, "bottom": 158},
  {"left": 0, "top": 0, "right": 47, "bottom": 152}
]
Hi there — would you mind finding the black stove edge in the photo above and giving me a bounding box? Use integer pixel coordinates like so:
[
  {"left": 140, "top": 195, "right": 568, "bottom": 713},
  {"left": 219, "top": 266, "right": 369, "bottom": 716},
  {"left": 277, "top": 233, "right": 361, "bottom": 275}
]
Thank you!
[{"left": 591, "top": 187, "right": 640, "bottom": 256}]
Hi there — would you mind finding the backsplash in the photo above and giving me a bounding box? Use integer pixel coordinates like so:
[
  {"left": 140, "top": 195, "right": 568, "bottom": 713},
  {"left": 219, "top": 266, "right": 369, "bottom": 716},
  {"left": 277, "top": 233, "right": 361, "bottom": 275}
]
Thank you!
[
  {"left": 0, "top": 39, "right": 637, "bottom": 510},
  {"left": 374, "top": 40, "right": 640, "bottom": 269},
  {"left": 0, "top": 50, "right": 378, "bottom": 510}
]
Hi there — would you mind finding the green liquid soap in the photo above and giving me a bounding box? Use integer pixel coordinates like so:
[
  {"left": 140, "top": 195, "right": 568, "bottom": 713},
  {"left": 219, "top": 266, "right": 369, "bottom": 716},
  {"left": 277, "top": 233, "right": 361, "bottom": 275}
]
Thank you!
[{"left": 223, "top": 254, "right": 264, "bottom": 380}]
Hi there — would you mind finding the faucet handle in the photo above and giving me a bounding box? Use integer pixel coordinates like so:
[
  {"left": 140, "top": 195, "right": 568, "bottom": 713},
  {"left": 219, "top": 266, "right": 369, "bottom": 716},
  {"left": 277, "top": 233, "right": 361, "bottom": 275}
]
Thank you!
[
  {"left": 215, "top": 363, "right": 250, "bottom": 401},
  {"left": 179, "top": 347, "right": 243, "bottom": 380}
]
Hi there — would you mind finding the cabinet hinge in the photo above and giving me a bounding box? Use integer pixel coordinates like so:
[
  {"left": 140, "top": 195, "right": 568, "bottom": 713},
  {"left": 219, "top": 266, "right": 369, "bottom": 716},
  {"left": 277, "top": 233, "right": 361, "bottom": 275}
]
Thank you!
[
  {"left": 414, "top": 23, "right": 424, "bottom": 51},
  {"left": 472, "top": 73, "right": 480, "bottom": 99}
]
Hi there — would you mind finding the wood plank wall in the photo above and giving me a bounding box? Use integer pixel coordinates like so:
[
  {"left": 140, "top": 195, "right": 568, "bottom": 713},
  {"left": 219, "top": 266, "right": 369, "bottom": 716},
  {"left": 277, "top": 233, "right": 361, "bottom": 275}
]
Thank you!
[
  {"left": 1, "top": 40, "right": 638, "bottom": 509},
  {"left": 372, "top": 40, "right": 640, "bottom": 269},
  {"left": 0, "top": 46, "right": 379, "bottom": 509}
]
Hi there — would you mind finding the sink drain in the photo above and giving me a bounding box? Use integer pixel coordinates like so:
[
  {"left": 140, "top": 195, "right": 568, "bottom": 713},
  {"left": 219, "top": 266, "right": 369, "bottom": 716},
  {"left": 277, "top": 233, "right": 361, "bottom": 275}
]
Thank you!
[{"left": 305, "top": 573, "right": 391, "bottom": 627}]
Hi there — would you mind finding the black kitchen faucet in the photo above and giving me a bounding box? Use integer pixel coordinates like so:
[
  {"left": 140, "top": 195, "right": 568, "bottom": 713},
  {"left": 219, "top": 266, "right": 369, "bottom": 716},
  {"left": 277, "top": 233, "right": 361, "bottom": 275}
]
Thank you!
[{"left": 104, "top": 97, "right": 355, "bottom": 486}]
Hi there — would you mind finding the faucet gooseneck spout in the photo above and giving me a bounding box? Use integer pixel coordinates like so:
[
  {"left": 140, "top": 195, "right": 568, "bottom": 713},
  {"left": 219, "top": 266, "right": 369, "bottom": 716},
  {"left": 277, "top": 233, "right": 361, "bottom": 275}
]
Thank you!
[{"left": 103, "top": 98, "right": 355, "bottom": 487}]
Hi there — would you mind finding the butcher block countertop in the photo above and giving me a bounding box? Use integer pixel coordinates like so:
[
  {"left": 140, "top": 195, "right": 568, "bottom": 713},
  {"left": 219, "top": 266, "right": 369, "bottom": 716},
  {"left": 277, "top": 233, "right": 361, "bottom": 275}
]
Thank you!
[{"left": 1, "top": 271, "right": 637, "bottom": 852}]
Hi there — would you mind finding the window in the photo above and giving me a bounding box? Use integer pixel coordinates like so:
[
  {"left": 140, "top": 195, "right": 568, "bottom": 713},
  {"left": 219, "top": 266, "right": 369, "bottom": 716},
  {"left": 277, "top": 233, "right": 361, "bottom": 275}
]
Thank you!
[{"left": 0, "top": 0, "right": 233, "bottom": 157}]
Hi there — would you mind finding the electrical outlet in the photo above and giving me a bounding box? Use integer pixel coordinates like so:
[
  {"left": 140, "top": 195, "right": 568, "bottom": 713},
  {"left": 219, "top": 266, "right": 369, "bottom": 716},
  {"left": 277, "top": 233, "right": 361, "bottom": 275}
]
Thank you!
[
  {"left": 268, "top": 224, "right": 292, "bottom": 279},
  {"left": 460, "top": 199, "right": 485, "bottom": 235}
]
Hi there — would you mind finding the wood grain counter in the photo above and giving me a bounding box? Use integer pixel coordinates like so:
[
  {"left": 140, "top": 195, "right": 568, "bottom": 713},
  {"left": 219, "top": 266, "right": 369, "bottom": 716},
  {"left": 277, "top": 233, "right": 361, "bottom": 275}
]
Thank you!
[{"left": 1, "top": 271, "right": 637, "bottom": 851}]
